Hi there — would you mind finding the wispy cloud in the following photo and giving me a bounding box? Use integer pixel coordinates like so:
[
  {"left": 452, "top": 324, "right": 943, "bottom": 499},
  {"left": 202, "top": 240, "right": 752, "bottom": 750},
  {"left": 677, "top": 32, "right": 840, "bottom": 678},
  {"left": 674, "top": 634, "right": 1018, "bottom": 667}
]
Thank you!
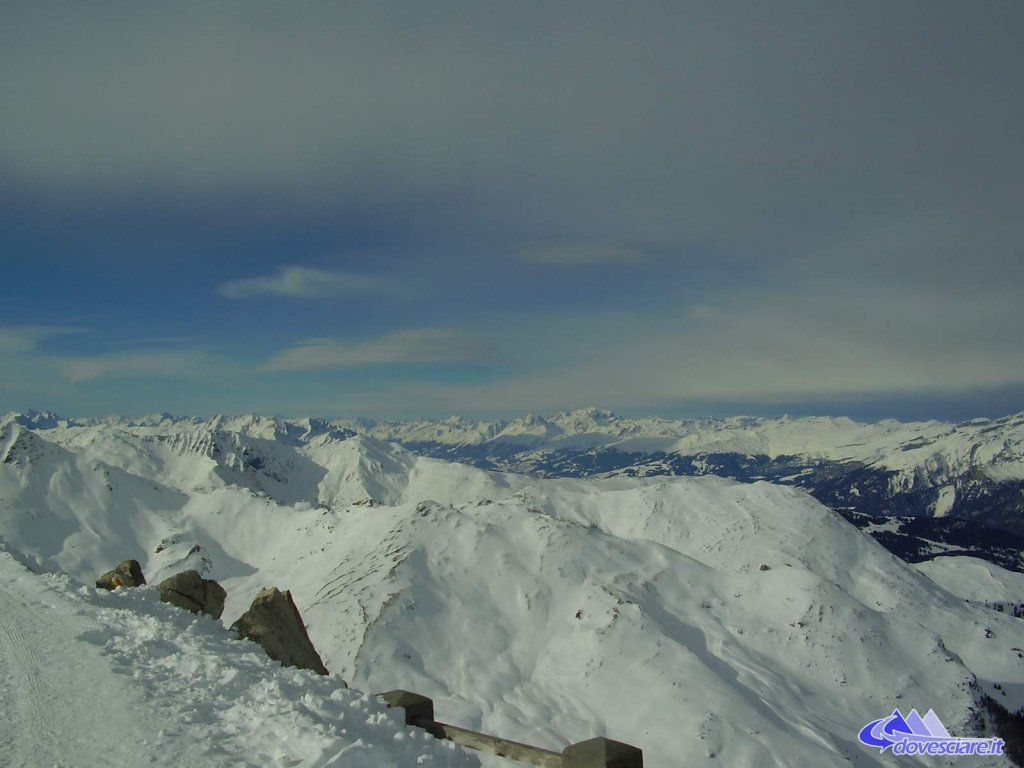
[
  {"left": 264, "top": 329, "right": 490, "bottom": 372},
  {"left": 219, "top": 266, "right": 397, "bottom": 299},
  {"left": 517, "top": 241, "right": 651, "bottom": 266},
  {"left": 0, "top": 327, "right": 226, "bottom": 386},
  {"left": 57, "top": 349, "right": 224, "bottom": 383},
  {"left": 0, "top": 325, "right": 86, "bottom": 353},
  {"left": 328, "top": 284, "right": 1024, "bottom": 415}
]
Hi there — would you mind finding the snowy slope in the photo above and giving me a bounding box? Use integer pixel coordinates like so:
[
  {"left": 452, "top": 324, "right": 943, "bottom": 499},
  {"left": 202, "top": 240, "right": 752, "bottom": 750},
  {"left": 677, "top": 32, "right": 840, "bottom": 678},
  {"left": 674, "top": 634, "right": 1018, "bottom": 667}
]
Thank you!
[
  {"left": 301, "top": 477, "right": 1023, "bottom": 768},
  {"left": 21, "top": 419, "right": 520, "bottom": 509},
  {"left": 302, "top": 433, "right": 523, "bottom": 508},
  {"left": 915, "top": 556, "right": 1024, "bottom": 603},
  {"left": 0, "top": 546, "right": 477, "bottom": 768},
  {"left": 2, "top": 419, "right": 1023, "bottom": 767}
]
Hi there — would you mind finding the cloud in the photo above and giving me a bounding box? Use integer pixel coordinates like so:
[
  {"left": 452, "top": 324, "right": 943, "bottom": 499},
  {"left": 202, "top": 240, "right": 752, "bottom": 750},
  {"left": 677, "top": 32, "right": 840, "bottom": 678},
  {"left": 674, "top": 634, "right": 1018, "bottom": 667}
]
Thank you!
[
  {"left": 0, "top": 326, "right": 84, "bottom": 403},
  {"left": 4, "top": 3, "right": 1020, "bottom": 264},
  {"left": 0, "top": 326, "right": 86, "bottom": 353},
  {"left": 219, "top": 266, "right": 397, "bottom": 299},
  {"left": 264, "top": 329, "right": 490, "bottom": 372},
  {"left": 517, "top": 241, "right": 651, "bottom": 266},
  {"left": 57, "top": 349, "right": 224, "bottom": 383},
  {"left": 344, "top": 282, "right": 1024, "bottom": 415},
  {"left": 0, "top": 327, "right": 226, "bottom": 387},
  {"left": 3, "top": 5, "right": 1023, "bottom": 420}
]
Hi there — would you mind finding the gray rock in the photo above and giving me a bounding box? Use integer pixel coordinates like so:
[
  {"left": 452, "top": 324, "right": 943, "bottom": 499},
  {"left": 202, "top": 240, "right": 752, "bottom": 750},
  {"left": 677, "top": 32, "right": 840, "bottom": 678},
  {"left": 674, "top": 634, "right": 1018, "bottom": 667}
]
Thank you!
[
  {"left": 157, "top": 570, "right": 227, "bottom": 619},
  {"left": 96, "top": 559, "right": 147, "bottom": 590},
  {"left": 231, "top": 587, "right": 329, "bottom": 676}
]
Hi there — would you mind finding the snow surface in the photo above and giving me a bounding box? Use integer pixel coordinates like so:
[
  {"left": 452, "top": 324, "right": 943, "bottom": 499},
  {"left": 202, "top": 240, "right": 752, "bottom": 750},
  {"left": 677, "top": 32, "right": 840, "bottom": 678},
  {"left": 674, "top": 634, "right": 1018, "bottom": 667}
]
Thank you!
[
  {"left": 0, "top": 546, "right": 477, "bottom": 768},
  {"left": 2, "top": 417, "right": 1024, "bottom": 767},
  {"left": 915, "top": 556, "right": 1024, "bottom": 603},
  {"left": 933, "top": 484, "right": 957, "bottom": 517}
]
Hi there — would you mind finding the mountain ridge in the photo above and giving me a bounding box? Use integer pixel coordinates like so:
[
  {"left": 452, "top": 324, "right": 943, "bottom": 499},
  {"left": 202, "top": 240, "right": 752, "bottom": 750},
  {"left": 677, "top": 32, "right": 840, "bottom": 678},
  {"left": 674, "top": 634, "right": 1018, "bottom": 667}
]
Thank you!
[
  {"left": 11, "top": 408, "right": 1021, "bottom": 560},
  {"left": 1, "top": 415, "right": 1023, "bottom": 765},
  {"left": 10, "top": 407, "right": 1022, "bottom": 476}
]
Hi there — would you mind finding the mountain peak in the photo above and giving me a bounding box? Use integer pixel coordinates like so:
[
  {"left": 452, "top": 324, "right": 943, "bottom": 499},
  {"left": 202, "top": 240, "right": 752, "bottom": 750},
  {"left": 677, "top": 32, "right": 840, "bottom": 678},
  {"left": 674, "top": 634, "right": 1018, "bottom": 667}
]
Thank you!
[
  {"left": 554, "top": 406, "right": 620, "bottom": 422},
  {"left": 5, "top": 409, "right": 69, "bottom": 430}
]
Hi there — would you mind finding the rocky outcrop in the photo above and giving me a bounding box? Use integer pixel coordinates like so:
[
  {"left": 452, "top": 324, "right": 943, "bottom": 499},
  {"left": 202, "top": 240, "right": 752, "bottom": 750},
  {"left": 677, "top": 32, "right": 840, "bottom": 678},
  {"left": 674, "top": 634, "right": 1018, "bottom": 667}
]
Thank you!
[
  {"left": 231, "top": 587, "right": 329, "bottom": 676},
  {"left": 96, "top": 560, "right": 147, "bottom": 590},
  {"left": 157, "top": 570, "right": 227, "bottom": 619}
]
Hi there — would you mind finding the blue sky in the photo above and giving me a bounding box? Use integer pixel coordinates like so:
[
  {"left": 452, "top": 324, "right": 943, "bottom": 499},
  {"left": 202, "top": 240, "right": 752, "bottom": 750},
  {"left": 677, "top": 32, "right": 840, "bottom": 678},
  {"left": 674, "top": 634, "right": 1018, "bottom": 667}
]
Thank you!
[{"left": 2, "top": 3, "right": 1022, "bottom": 421}]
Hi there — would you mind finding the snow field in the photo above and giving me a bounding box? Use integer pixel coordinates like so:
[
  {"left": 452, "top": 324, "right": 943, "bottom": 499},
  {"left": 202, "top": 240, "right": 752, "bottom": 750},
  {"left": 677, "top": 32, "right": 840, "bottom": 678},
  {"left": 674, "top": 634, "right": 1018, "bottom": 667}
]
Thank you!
[{"left": 3, "top": 420, "right": 1024, "bottom": 766}]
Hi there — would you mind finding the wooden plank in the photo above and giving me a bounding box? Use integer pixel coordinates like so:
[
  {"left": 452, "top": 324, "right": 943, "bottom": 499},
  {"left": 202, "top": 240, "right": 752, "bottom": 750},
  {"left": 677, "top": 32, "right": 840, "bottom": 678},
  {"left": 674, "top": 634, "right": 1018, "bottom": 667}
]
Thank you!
[{"left": 436, "top": 721, "right": 563, "bottom": 768}]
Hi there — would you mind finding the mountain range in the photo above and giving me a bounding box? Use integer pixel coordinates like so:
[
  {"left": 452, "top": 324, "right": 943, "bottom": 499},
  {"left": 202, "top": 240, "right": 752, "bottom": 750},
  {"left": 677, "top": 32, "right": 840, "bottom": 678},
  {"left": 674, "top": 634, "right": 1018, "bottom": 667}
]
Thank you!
[
  {"left": 350, "top": 409, "right": 1024, "bottom": 572},
  {"left": 2, "top": 410, "right": 1023, "bottom": 766},
  {"left": 9, "top": 408, "right": 1023, "bottom": 570}
]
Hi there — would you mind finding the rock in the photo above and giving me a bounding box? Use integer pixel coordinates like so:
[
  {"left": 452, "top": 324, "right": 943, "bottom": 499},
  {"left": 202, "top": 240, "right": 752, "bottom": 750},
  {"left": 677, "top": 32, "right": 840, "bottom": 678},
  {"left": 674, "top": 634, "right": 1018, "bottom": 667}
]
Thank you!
[
  {"left": 231, "top": 587, "right": 329, "bottom": 675},
  {"left": 96, "top": 560, "right": 147, "bottom": 590},
  {"left": 157, "top": 570, "right": 227, "bottom": 619}
]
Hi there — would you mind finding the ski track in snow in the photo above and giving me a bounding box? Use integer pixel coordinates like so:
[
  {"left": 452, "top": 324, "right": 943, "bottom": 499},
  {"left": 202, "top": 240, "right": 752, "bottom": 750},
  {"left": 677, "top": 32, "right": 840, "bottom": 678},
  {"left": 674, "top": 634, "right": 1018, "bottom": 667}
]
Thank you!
[{"left": 0, "top": 566, "right": 206, "bottom": 768}]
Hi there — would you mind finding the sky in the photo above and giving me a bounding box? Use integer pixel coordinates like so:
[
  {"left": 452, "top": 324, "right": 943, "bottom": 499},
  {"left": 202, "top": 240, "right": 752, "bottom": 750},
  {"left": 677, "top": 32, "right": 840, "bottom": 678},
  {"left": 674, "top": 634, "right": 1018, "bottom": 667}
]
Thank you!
[{"left": 1, "top": 2, "right": 1022, "bottom": 422}]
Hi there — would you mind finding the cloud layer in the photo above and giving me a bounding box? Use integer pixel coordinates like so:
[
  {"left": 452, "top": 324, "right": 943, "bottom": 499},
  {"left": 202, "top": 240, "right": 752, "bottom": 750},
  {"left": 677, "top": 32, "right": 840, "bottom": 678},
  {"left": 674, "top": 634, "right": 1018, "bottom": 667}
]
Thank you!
[
  {"left": 1, "top": 4, "right": 1021, "bottom": 419},
  {"left": 5, "top": 4, "right": 1019, "bottom": 251}
]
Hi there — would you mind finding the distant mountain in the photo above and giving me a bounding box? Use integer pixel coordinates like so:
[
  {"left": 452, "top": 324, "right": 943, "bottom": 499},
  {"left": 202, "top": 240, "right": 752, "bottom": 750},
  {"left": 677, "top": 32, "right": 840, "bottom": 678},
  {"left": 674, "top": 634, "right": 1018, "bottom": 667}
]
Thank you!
[
  {"left": 7, "top": 408, "right": 1024, "bottom": 570},
  {"left": 328, "top": 409, "right": 1024, "bottom": 570},
  {"left": 1, "top": 414, "right": 1022, "bottom": 766}
]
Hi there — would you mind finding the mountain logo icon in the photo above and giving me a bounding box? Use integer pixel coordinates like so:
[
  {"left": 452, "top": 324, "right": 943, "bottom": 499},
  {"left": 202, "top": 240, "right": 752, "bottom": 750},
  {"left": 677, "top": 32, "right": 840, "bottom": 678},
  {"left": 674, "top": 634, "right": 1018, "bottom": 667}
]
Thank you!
[{"left": 858, "top": 708, "right": 1004, "bottom": 757}]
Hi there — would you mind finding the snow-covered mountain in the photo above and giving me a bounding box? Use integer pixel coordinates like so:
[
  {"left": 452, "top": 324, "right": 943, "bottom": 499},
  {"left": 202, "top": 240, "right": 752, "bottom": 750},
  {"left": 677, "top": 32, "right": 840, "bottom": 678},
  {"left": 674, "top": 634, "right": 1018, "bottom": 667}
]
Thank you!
[
  {"left": 342, "top": 406, "right": 1024, "bottom": 498},
  {"left": 336, "top": 408, "right": 1024, "bottom": 473},
  {"left": 2, "top": 414, "right": 1023, "bottom": 767},
  {"left": 328, "top": 409, "right": 1024, "bottom": 568}
]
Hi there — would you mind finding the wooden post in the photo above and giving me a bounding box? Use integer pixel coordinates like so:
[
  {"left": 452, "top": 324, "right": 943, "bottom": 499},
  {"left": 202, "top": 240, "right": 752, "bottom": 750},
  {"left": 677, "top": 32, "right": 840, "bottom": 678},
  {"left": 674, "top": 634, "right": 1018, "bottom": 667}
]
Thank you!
[
  {"left": 379, "top": 689, "right": 436, "bottom": 728},
  {"left": 563, "top": 737, "right": 643, "bottom": 767}
]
